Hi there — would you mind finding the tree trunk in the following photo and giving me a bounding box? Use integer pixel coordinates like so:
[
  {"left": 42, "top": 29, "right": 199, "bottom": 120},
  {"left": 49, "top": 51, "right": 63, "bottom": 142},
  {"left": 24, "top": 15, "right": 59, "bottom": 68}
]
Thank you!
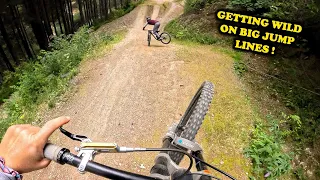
[
  {"left": 93, "top": 0, "right": 98, "bottom": 19},
  {"left": 0, "top": 15, "right": 18, "bottom": 65},
  {"left": 64, "top": 0, "right": 71, "bottom": 33},
  {"left": 10, "top": 17, "right": 27, "bottom": 59},
  {"left": 108, "top": 0, "right": 112, "bottom": 13},
  {"left": 77, "top": 0, "right": 85, "bottom": 24},
  {"left": 99, "top": 0, "right": 104, "bottom": 19},
  {"left": 54, "top": 0, "right": 64, "bottom": 34},
  {"left": 88, "top": 0, "right": 93, "bottom": 24},
  {"left": 105, "top": 0, "right": 108, "bottom": 19},
  {"left": 114, "top": 0, "right": 117, "bottom": 9},
  {"left": 58, "top": 0, "right": 69, "bottom": 34},
  {"left": 12, "top": 6, "right": 34, "bottom": 58},
  {"left": 89, "top": 0, "right": 94, "bottom": 24},
  {"left": 49, "top": 1, "right": 58, "bottom": 35},
  {"left": 83, "top": 0, "right": 88, "bottom": 24},
  {"left": 30, "top": 22, "right": 49, "bottom": 50},
  {"left": 40, "top": 0, "right": 53, "bottom": 36},
  {"left": 84, "top": 0, "right": 90, "bottom": 24},
  {"left": 0, "top": 46, "right": 14, "bottom": 72},
  {"left": 68, "top": 0, "right": 74, "bottom": 32},
  {"left": 30, "top": 0, "right": 49, "bottom": 49}
]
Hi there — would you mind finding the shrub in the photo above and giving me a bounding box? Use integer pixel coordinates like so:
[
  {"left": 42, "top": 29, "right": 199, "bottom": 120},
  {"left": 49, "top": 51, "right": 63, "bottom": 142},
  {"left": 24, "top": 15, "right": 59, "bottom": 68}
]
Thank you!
[
  {"left": 0, "top": 26, "right": 116, "bottom": 140},
  {"left": 0, "top": 71, "right": 20, "bottom": 103},
  {"left": 263, "top": 0, "right": 319, "bottom": 21},
  {"left": 245, "top": 122, "right": 292, "bottom": 179},
  {"left": 165, "top": 19, "right": 219, "bottom": 45},
  {"left": 228, "top": 0, "right": 272, "bottom": 12},
  {"left": 185, "top": 0, "right": 206, "bottom": 13}
]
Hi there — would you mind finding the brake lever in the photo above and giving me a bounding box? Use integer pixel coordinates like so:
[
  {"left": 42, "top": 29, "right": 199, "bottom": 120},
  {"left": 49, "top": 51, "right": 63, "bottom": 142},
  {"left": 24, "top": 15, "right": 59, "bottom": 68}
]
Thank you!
[
  {"left": 59, "top": 126, "right": 90, "bottom": 142},
  {"left": 59, "top": 126, "right": 94, "bottom": 174},
  {"left": 58, "top": 126, "right": 145, "bottom": 174}
]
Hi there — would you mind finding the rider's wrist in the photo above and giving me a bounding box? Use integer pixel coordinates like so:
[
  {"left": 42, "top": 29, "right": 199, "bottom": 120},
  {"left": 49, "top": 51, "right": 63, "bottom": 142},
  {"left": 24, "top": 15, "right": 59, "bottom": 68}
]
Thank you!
[{"left": 0, "top": 156, "right": 22, "bottom": 180}]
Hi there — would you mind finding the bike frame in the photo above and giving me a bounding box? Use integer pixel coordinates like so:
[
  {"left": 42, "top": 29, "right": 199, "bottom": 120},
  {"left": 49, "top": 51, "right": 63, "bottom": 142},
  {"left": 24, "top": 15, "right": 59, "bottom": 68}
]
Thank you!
[{"left": 148, "top": 30, "right": 159, "bottom": 40}]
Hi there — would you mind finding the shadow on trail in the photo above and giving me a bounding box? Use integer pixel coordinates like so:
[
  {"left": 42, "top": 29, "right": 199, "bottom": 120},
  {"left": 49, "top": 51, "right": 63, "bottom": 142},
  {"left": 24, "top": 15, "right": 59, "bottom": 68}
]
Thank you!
[{"left": 146, "top": 44, "right": 167, "bottom": 48}]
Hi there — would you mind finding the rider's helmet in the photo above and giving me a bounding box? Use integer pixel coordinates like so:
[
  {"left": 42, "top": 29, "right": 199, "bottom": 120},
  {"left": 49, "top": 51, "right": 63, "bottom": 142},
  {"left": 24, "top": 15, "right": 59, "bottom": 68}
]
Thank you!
[{"left": 146, "top": 17, "right": 151, "bottom": 21}]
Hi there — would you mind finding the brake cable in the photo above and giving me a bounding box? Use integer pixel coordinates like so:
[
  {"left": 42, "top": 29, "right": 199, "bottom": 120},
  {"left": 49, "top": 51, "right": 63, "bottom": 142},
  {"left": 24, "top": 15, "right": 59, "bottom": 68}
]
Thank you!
[{"left": 191, "top": 154, "right": 236, "bottom": 180}]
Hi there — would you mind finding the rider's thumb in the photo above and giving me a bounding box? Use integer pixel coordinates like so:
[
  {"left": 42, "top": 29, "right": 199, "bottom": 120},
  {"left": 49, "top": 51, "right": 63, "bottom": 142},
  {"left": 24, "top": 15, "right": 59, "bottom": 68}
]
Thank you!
[{"left": 37, "top": 116, "right": 71, "bottom": 143}]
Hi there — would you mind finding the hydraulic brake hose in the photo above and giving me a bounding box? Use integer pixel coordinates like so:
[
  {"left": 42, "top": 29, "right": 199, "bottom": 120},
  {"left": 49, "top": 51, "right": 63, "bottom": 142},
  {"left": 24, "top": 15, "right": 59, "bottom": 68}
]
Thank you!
[{"left": 191, "top": 155, "right": 236, "bottom": 180}]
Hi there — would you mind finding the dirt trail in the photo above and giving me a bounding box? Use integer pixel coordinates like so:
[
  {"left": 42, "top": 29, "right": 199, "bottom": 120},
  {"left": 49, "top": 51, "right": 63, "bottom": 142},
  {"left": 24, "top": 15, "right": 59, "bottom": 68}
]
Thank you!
[
  {"left": 25, "top": 1, "right": 190, "bottom": 179},
  {"left": 23, "top": 0, "right": 255, "bottom": 179}
]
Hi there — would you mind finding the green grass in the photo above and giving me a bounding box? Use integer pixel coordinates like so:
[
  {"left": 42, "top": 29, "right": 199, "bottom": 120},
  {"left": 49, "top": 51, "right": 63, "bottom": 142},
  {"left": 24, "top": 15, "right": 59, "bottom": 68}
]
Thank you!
[
  {"left": 170, "top": 0, "right": 320, "bottom": 178},
  {"left": 221, "top": 43, "right": 320, "bottom": 179},
  {"left": 0, "top": 71, "right": 19, "bottom": 104},
  {"left": 172, "top": 35, "right": 294, "bottom": 178},
  {"left": 220, "top": 49, "right": 248, "bottom": 76},
  {"left": 176, "top": 44, "right": 256, "bottom": 179},
  {"left": 221, "top": 48, "right": 294, "bottom": 179},
  {"left": 0, "top": 27, "right": 123, "bottom": 140},
  {"left": 165, "top": 19, "right": 222, "bottom": 45},
  {"left": 236, "top": 51, "right": 320, "bottom": 179}
]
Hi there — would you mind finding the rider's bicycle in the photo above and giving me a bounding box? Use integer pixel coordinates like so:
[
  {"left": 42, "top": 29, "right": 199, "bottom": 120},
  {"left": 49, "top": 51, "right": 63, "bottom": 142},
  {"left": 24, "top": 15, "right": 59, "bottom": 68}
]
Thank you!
[
  {"left": 44, "top": 81, "right": 236, "bottom": 180},
  {"left": 146, "top": 30, "right": 171, "bottom": 46}
]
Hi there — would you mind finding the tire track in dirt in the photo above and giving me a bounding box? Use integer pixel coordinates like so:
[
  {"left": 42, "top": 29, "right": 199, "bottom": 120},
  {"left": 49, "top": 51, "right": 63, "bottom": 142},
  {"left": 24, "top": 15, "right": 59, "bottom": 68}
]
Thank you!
[{"left": 24, "top": 1, "right": 186, "bottom": 179}]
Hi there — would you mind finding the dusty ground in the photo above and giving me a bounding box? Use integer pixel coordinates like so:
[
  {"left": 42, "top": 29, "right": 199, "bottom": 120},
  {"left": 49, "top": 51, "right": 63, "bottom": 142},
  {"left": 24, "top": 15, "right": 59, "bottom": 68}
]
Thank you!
[
  {"left": 25, "top": 0, "right": 190, "bottom": 179},
  {"left": 24, "top": 0, "right": 255, "bottom": 179}
]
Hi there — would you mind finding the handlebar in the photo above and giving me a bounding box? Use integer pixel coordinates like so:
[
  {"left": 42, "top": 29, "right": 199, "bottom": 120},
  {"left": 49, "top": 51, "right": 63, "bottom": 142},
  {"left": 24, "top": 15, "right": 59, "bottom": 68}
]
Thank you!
[
  {"left": 44, "top": 143, "right": 156, "bottom": 180},
  {"left": 43, "top": 127, "right": 235, "bottom": 180}
]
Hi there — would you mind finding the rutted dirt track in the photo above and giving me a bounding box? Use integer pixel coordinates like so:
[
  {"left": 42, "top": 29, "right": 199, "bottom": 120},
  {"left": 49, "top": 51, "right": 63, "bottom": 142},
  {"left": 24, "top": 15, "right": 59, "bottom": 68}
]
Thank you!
[{"left": 24, "top": 0, "right": 192, "bottom": 179}]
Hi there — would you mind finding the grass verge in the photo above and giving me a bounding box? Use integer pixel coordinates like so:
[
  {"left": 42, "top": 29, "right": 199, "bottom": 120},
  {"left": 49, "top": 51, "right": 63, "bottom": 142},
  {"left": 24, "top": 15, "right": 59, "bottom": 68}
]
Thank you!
[
  {"left": 165, "top": 19, "right": 223, "bottom": 45},
  {"left": 171, "top": 0, "right": 320, "bottom": 177},
  {"left": 168, "top": 18, "right": 295, "bottom": 179},
  {"left": 176, "top": 44, "right": 255, "bottom": 179}
]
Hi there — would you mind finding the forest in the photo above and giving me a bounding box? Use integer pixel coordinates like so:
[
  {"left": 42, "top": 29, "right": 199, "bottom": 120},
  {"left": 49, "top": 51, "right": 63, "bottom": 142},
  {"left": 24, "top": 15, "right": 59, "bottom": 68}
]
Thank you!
[
  {"left": 0, "top": 0, "right": 139, "bottom": 144},
  {"left": 0, "top": 0, "right": 131, "bottom": 74}
]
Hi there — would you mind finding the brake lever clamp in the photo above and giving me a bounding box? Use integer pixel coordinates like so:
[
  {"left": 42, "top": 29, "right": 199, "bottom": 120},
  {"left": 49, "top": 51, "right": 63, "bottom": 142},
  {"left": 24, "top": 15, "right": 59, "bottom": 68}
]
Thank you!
[{"left": 59, "top": 126, "right": 95, "bottom": 174}]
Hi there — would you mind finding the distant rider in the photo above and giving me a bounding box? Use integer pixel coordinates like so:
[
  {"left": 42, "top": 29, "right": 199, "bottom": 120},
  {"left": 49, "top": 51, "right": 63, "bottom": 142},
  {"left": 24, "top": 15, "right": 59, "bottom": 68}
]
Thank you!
[{"left": 143, "top": 17, "right": 161, "bottom": 40}]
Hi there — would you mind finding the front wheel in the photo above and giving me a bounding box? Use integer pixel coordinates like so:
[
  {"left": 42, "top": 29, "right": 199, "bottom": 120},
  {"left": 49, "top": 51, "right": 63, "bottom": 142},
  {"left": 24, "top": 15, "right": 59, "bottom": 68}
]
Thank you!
[
  {"left": 166, "top": 81, "right": 214, "bottom": 164},
  {"left": 160, "top": 32, "right": 171, "bottom": 44}
]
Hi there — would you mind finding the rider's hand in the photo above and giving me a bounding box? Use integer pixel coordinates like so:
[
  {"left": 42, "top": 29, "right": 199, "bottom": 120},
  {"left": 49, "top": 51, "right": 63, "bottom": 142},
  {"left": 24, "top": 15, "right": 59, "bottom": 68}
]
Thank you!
[{"left": 0, "top": 116, "right": 70, "bottom": 173}]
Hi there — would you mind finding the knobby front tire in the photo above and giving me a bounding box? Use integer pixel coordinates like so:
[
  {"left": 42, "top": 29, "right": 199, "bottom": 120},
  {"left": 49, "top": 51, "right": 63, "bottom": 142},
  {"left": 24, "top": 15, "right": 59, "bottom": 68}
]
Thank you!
[{"left": 168, "top": 81, "right": 214, "bottom": 164}]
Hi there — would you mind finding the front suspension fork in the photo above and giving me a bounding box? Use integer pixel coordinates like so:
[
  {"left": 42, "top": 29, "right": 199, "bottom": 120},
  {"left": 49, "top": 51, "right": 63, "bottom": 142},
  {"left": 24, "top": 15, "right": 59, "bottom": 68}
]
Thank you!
[{"left": 192, "top": 151, "right": 208, "bottom": 171}]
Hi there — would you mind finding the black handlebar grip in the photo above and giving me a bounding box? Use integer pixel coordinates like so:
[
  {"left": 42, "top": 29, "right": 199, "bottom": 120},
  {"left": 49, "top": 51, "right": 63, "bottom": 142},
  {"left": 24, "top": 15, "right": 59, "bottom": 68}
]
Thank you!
[{"left": 44, "top": 143, "right": 63, "bottom": 162}]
